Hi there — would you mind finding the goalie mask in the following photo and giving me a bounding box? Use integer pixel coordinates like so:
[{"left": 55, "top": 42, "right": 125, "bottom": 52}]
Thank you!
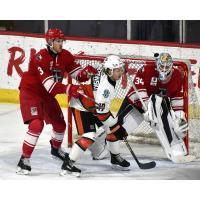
[
  {"left": 156, "top": 53, "right": 173, "bottom": 81},
  {"left": 103, "top": 55, "right": 124, "bottom": 77}
]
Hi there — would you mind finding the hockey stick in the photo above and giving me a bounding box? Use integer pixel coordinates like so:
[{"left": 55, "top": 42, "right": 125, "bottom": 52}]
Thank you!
[
  {"left": 123, "top": 71, "right": 157, "bottom": 169},
  {"left": 123, "top": 137, "right": 156, "bottom": 169},
  {"left": 126, "top": 72, "right": 147, "bottom": 111},
  {"left": 78, "top": 91, "right": 104, "bottom": 111}
]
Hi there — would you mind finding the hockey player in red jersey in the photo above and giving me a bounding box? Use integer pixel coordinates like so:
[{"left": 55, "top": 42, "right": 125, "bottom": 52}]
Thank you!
[
  {"left": 16, "top": 28, "right": 97, "bottom": 174},
  {"left": 117, "top": 52, "right": 193, "bottom": 163},
  {"left": 127, "top": 53, "right": 184, "bottom": 111}
]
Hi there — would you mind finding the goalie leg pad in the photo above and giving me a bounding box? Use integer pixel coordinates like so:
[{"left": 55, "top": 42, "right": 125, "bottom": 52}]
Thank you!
[{"left": 150, "top": 95, "right": 189, "bottom": 162}]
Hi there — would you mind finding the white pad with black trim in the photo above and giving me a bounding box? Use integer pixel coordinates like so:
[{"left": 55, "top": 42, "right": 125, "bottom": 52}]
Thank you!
[
  {"left": 149, "top": 94, "right": 195, "bottom": 163},
  {"left": 118, "top": 104, "right": 144, "bottom": 135}
]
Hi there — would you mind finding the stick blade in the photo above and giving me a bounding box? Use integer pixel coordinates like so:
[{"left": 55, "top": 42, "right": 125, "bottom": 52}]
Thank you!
[{"left": 139, "top": 161, "right": 156, "bottom": 169}]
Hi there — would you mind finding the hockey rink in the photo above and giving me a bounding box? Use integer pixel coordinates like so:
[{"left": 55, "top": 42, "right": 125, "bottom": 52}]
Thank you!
[{"left": 0, "top": 103, "right": 200, "bottom": 180}]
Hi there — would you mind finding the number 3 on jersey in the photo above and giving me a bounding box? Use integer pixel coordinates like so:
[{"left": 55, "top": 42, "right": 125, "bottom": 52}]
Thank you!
[
  {"left": 38, "top": 67, "right": 44, "bottom": 75},
  {"left": 134, "top": 77, "right": 144, "bottom": 85}
]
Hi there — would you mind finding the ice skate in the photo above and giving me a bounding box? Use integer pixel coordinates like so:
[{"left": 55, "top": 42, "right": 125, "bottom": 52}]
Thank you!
[
  {"left": 16, "top": 155, "right": 31, "bottom": 175},
  {"left": 50, "top": 140, "right": 69, "bottom": 161},
  {"left": 60, "top": 156, "right": 81, "bottom": 177},
  {"left": 110, "top": 153, "right": 130, "bottom": 171}
]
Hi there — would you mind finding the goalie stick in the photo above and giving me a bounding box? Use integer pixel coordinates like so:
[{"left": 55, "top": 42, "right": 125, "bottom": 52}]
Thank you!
[
  {"left": 124, "top": 69, "right": 157, "bottom": 168},
  {"left": 126, "top": 71, "right": 148, "bottom": 111},
  {"left": 123, "top": 137, "right": 156, "bottom": 169}
]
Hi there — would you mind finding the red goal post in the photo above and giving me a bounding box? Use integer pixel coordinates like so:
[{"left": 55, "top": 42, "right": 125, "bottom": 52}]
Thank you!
[{"left": 66, "top": 54, "right": 199, "bottom": 155}]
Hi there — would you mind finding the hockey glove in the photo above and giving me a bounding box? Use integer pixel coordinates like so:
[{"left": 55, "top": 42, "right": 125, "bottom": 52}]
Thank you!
[
  {"left": 77, "top": 65, "right": 98, "bottom": 82},
  {"left": 171, "top": 110, "right": 188, "bottom": 138},
  {"left": 66, "top": 84, "right": 83, "bottom": 98},
  {"left": 110, "top": 123, "right": 128, "bottom": 140},
  {"left": 143, "top": 97, "right": 158, "bottom": 127}
]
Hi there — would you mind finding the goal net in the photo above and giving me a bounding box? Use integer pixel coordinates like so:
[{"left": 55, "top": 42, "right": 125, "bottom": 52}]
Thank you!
[{"left": 67, "top": 54, "right": 200, "bottom": 158}]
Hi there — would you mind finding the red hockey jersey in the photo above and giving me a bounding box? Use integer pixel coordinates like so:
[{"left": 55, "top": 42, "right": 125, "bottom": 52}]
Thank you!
[
  {"left": 127, "top": 65, "right": 184, "bottom": 111},
  {"left": 19, "top": 48, "right": 82, "bottom": 99}
]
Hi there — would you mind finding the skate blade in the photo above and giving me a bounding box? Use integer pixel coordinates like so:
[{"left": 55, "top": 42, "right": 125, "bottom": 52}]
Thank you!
[
  {"left": 60, "top": 170, "right": 81, "bottom": 177},
  {"left": 111, "top": 164, "right": 130, "bottom": 171},
  {"left": 172, "top": 155, "right": 196, "bottom": 163},
  {"left": 16, "top": 167, "right": 30, "bottom": 175}
]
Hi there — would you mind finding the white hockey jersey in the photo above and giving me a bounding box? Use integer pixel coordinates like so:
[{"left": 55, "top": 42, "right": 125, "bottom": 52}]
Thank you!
[
  {"left": 95, "top": 75, "right": 118, "bottom": 127},
  {"left": 70, "top": 69, "right": 118, "bottom": 128}
]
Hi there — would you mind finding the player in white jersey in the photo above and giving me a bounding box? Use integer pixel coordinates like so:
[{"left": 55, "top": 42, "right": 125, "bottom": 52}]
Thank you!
[
  {"left": 69, "top": 62, "right": 109, "bottom": 161},
  {"left": 60, "top": 55, "right": 130, "bottom": 176}
]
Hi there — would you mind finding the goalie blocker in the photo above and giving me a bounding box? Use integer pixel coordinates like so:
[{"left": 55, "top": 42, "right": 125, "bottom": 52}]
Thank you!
[{"left": 117, "top": 95, "right": 195, "bottom": 163}]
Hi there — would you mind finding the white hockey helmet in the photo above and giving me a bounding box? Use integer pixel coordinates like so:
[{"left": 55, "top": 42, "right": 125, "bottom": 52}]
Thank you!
[
  {"left": 103, "top": 55, "right": 124, "bottom": 70},
  {"left": 156, "top": 53, "right": 173, "bottom": 81}
]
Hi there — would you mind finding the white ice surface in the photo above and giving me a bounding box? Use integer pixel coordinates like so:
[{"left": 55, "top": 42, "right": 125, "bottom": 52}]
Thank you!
[{"left": 0, "top": 103, "right": 200, "bottom": 180}]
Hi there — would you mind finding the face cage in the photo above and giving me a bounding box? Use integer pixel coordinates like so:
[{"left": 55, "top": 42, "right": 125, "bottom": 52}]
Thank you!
[
  {"left": 157, "top": 62, "right": 173, "bottom": 81},
  {"left": 158, "top": 70, "right": 172, "bottom": 81}
]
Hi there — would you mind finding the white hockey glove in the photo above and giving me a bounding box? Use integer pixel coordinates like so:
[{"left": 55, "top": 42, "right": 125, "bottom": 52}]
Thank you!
[{"left": 170, "top": 110, "right": 188, "bottom": 139}]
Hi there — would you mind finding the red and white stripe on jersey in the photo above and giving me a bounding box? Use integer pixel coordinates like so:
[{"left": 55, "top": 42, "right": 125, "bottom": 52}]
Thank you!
[
  {"left": 69, "top": 66, "right": 82, "bottom": 80},
  {"left": 24, "top": 131, "right": 40, "bottom": 148},
  {"left": 128, "top": 88, "right": 149, "bottom": 105},
  {"left": 42, "top": 75, "right": 56, "bottom": 93},
  {"left": 171, "top": 96, "right": 184, "bottom": 111}
]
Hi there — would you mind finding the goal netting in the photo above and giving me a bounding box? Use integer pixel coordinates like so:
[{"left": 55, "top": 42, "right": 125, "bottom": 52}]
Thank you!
[{"left": 67, "top": 54, "right": 200, "bottom": 158}]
